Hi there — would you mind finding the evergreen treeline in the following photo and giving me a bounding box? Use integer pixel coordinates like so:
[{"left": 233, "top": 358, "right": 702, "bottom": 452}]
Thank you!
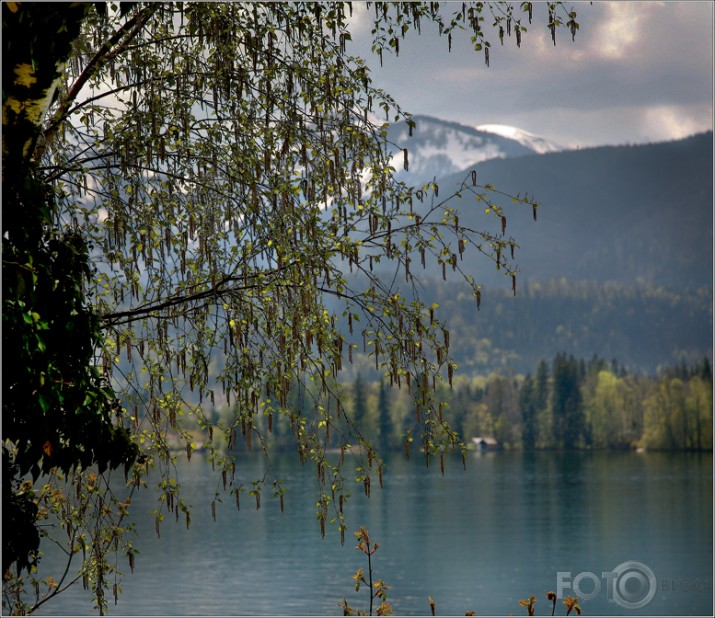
[
  {"left": 320, "top": 355, "right": 713, "bottom": 453},
  {"left": 181, "top": 354, "right": 711, "bottom": 454}
]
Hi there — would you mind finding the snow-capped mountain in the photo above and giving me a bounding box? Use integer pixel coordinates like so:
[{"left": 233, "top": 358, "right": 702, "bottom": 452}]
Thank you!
[
  {"left": 386, "top": 115, "right": 564, "bottom": 184},
  {"left": 476, "top": 124, "right": 563, "bottom": 155}
]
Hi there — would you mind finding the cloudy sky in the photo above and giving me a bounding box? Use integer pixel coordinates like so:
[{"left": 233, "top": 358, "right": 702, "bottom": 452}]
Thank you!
[{"left": 347, "top": 2, "right": 713, "bottom": 149}]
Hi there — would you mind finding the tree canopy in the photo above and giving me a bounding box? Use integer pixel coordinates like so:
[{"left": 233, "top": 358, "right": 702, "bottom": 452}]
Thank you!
[{"left": 2, "top": 2, "right": 579, "bottom": 613}]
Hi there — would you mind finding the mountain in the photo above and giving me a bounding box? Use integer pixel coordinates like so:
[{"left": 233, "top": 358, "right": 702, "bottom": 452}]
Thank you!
[
  {"left": 400, "top": 131, "right": 713, "bottom": 290},
  {"left": 345, "top": 127, "right": 713, "bottom": 373},
  {"left": 385, "top": 115, "right": 563, "bottom": 185}
]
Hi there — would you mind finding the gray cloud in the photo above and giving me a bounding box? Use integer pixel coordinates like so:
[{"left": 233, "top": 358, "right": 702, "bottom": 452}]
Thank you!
[{"left": 347, "top": 2, "right": 713, "bottom": 147}]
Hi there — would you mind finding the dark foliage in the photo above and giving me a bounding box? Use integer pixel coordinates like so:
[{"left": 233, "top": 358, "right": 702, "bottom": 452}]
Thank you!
[{"left": 2, "top": 172, "right": 138, "bottom": 573}]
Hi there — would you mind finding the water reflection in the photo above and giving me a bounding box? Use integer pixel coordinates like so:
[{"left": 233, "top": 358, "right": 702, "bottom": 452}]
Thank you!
[{"left": 33, "top": 451, "right": 712, "bottom": 616}]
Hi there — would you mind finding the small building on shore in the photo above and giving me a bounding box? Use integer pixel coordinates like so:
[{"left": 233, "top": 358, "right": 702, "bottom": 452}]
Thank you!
[{"left": 470, "top": 436, "right": 502, "bottom": 451}]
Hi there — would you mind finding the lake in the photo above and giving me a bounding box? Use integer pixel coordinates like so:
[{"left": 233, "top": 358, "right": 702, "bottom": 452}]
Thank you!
[{"left": 32, "top": 450, "right": 712, "bottom": 616}]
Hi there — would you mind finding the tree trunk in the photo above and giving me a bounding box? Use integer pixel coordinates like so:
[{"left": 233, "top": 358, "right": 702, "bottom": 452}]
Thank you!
[{"left": 2, "top": 2, "right": 90, "bottom": 181}]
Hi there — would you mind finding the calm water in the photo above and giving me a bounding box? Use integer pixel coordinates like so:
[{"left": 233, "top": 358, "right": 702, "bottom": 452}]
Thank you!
[{"left": 32, "top": 451, "right": 712, "bottom": 616}]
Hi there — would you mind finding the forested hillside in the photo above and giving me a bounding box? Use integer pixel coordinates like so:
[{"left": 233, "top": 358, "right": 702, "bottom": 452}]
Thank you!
[
  {"left": 426, "top": 278, "right": 712, "bottom": 375},
  {"left": 328, "top": 273, "right": 711, "bottom": 377}
]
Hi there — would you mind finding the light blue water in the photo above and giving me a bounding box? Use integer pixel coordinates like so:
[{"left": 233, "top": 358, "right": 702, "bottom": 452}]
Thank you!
[{"left": 28, "top": 451, "right": 713, "bottom": 615}]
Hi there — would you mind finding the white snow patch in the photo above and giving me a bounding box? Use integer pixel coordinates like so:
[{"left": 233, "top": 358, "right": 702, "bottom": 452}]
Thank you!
[
  {"left": 391, "top": 126, "right": 512, "bottom": 178},
  {"left": 476, "top": 124, "right": 563, "bottom": 154}
]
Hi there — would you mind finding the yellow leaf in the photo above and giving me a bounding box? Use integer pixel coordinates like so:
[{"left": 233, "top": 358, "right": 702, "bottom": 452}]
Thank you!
[{"left": 13, "top": 63, "right": 38, "bottom": 88}]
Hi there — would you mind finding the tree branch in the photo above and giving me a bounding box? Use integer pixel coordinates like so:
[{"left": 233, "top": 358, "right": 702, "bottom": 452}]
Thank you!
[{"left": 36, "top": 4, "right": 158, "bottom": 162}]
